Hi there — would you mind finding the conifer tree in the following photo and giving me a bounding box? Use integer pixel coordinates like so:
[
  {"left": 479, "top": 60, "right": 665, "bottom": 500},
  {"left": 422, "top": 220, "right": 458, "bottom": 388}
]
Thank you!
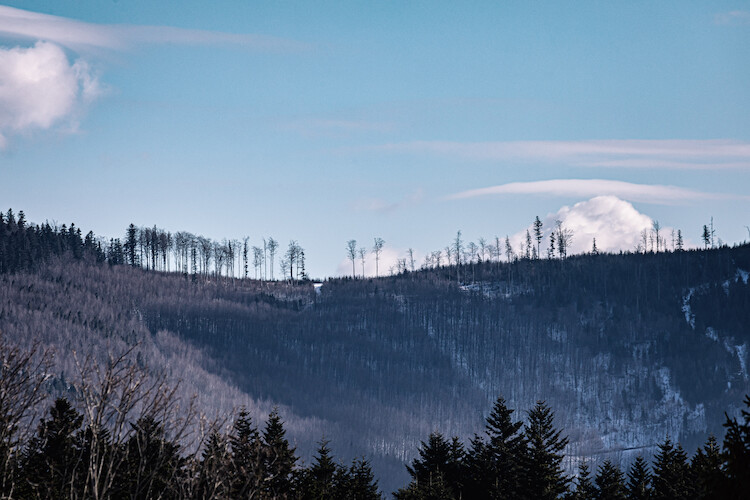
[
  {"left": 229, "top": 407, "right": 263, "bottom": 497},
  {"left": 625, "top": 455, "right": 652, "bottom": 500},
  {"left": 522, "top": 401, "right": 570, "bottom": 500},
  {"left": 691, "top": 435, "right": 723, "bottom": 499},
  {"left": 120, "top": 416, "right": 182, "bottom": 499},
  {"left": 346, "top": 457, "right": 381, "bottom": 500},
  {"left": 196, "top": 430, "right": 231, "bottom": 499},
  {"left": 21, "top": 398, "right": 84, "bottom": 500},
  {"left": 569, "top": 462, "right": 596, "bottom": 500},
  {"left": 300, "top": 439, "right": 341, "bottom": 500},
  {"left": 651, "top": 437, "right": 691, "bottom": 500},
  {"left": 402, "top": 431, "right": 464, "bottom": 498},
  {"left": 467, "top": 396, "right": 525, "bottom": 499},
  {"left": 720, "top": 395, "right": 750, "bottom": 499},
  {"left": 262, "top": 408, "right": 297, "bottom": 499},
  {"left": 594, "top": 460, "right": 626, "bottom": 500}
]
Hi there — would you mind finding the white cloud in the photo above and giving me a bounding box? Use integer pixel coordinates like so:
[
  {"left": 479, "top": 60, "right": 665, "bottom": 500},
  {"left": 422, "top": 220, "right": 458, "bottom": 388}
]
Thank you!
[
  {"left": 0, "top": 41, "right": 100, "bottom": 147},
  {"left": 715, "top": 10, "right": 750, "bottom": 26},
  {"left": 373, "top": 139, "right": 750, "bottom": 170},
  {"left": 0, "top": 5, "right": 305, "bottom": 52},
  {"left": 446, "top": 179, "right": 735, "bottom": 205},
  {"left": 509, "top": 196, "right": 663, "bottom": 256}
]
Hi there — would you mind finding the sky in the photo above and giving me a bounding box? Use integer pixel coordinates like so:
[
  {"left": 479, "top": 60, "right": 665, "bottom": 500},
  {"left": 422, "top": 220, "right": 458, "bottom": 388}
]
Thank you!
[{"left": 1, "top": 1, "right": 749, "bottom": 279}]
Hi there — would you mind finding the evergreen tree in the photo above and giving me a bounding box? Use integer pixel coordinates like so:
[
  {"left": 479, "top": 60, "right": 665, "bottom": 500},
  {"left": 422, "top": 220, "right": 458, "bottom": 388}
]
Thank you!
[
  {"left": 229, "top": 407, "right": 263, "bottom": 497},
  {"left": 21, "top": 398, "right": 84, "bottom": 500},
  {"left": 522, "top": 401, "right": 570, "bottom": 500},
  {"left": 196, "top": 430, "right": 231, "bottom": 499},
  {"left": 120, "top": 416, "right": 182, "bottom": 499},
  {"left": 346, "top": 457, "right": 381, "bottom": 500},
  {"left": 262, "top": 408, "right": 297, "bottom": 499},
  {"left": 625, "top": 455, "right": 652, "bottom": 500},
  {"left": 651, "top": 437, "right": 691, "bottom": 500},
  {"left": 568, "top": 462, "right": 596, "bottom": 500},
  {"left": 720, "top": 395, "right": 750, "bottom": 499},
  {"left": 467, "top": 396, "right": 525, "bottom": 499},
  {"left": 690, "top": 435, "right": 723, "bottom": 499},
  {"left": 594, "top": 460, "right": 626, "bottom": 500},
  {"left": 300, "top": 439, "right": 341, "bottom": 500},
  {"left": 399, "top": 431, "right": 464, "bottom": 499}
]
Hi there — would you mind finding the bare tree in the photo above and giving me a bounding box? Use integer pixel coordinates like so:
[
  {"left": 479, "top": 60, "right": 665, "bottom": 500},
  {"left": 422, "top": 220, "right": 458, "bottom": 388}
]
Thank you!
[
  {"left": 0, "top": 336, "right": 52, "bottom": 498},
  {"left": 267, "top": 238, "right": 279, "bottom": 281},
  {"left": 358, "top": 247, "right": 366, "bottom": 278},
  {"left": 73, "top": 347, "right": 197, "bottom": 500},
  {"left": 407, "top": 248, "right": 415, "bottom": 272},
  {"left": 504, "top": 236, "right": 513, "bottom": 262},
  {"left": 372, "top": 238, "right": 385, "bottom": 278},
  {"left": 652, "top": 220, "right": 661, "bottom": 253},
  {"left": 346, "top": 240, "right": 357, "bottom": 278}
]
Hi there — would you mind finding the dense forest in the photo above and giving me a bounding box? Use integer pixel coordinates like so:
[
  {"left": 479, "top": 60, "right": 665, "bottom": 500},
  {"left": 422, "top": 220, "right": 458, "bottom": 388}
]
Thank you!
[
  {"left": 1, "top": 335, "right": 749, "bottom": 499},
  {"left": 1, "top": 208, "right": 749, "bottom": 495}
]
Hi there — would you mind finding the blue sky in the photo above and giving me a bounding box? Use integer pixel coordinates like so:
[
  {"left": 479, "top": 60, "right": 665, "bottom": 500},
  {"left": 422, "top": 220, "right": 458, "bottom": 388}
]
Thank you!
[{"left": 1, "top": 1, "right": 749, "bottom": 278}]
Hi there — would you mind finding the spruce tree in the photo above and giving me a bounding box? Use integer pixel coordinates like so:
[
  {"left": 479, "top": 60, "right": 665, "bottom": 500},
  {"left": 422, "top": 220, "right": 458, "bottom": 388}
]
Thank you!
[
  {"left": 651, "top": 437, "right": 690, "bottom": 500},
  {"left": 262, "top": 408, "right": 297, "bottom": 499},
  {"left": 691, "top": 435, "right": 723, "bottom": 499},
  {"left": 402, "top": 431, "right": 464, "bottom": 498},
  {"left": 346, "top": 457, "right": 381, "bottom": 500},
  {"left": 229, "top": 407, "right": 263, "bottom": 497},
  {"left": 300, "top": 439, "right": 341, "bottom": 500},
  {"left": 569, "top": 462, "right": 596, "bottom": 500},
  {"left": 468, "top": 396, "right": 525, "bottom": 499},
  {"left": 21, "top": 398, "right": 84, "bottom": 500},
  {"left": 521, "top": 401, "right": 570, "bottom": 500},
  {"left": 196, "top": 430, "right": 230, "bottom": 499},
  {"left": 594, "top": 460, "right": 626, "bottom": 500},
  {"left": 120, "top": 416, "right": 182, "bottom": 499},
  {"left": 625, "top": 455, "right": 652, "bottom": 500},
  {"left": 720, "top": 395, "right": 750, "bottom": 499}
]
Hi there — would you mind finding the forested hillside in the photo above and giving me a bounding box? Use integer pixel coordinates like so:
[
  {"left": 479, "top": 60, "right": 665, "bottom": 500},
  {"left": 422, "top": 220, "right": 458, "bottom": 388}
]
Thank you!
[{"left": 1, "top": 209, "right": 749, "bottom": 494}]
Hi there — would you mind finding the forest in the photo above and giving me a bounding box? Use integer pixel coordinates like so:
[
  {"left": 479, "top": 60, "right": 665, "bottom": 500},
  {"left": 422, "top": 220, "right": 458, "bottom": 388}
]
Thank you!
[
  {"left": 1, "top": 208, "right": 749, "bottom": 496},
  {"left": 1, "top": 334, "right": 749, "bottom": 499}
]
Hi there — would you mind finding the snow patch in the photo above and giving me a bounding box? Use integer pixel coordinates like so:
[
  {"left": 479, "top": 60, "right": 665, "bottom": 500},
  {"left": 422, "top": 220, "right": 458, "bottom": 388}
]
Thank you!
[
  {"left": 737, "top": 268, "right": 749, "bottom": 284},
  {"left": 705, "top": 327, "right": 718, "bottom": 342},
  {"left": 736, "top": 343, "right": 748, "bottom": 382},
  {"left": 682, "top": 289, "right": 695, "bottom": 329}
]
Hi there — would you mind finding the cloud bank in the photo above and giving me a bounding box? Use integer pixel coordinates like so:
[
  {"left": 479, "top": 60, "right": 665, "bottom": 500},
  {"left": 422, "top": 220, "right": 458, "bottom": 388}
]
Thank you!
[
  {"left": 447, "top": 179, "right": 732, "bottom": 205},
  {"left": 510, "top": 196, "right": 661, "bottom": 256},
  {"left": 376, "top": 139, "right": 750, "bottom": 170},
  {"left": 0, "top": 41, "right": 100, "bottom": 148}
]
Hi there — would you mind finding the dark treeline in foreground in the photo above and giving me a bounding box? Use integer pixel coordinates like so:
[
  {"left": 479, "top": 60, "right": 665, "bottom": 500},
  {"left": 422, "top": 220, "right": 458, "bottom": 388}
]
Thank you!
[
  {"left": 395, "top": 396, "right": 750, "bottom": 500},
  {"left": 0, "top": 337, "right": 380, "bottom": 500},
  {"left": 1, "top": 332, "right": 748, "bottom": 499}
]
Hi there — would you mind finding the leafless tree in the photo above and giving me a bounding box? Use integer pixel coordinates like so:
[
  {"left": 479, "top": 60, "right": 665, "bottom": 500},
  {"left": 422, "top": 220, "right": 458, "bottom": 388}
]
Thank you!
[
  {"left": 372, "top": 238, "right": 385, "bottom": 278},
  {"left": 267, "top": 238, "right": 279, "bottom": 281},
  {"left": 0, "top": 336, "right": 52, "bottom": 498},
  {"left": 358, "top": 247, "right": 366, "bottom": 278},
  {"left": 346, "top": 240, "right": 357, "bottom": 278}
]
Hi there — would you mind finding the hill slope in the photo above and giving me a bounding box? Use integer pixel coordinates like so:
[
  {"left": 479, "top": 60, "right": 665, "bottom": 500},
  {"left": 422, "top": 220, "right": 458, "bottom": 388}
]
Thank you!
[{"left": 1, "top": 243, "right": 749, "bottom": 492}]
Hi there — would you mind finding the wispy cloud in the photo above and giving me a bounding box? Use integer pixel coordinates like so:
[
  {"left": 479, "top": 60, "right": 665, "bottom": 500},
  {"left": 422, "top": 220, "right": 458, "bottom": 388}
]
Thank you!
[
  {"left": 0, "top": 5, "right": 306, "bottom": 52},
  {"left": 373, "top": 139, "right": 750, "bottom": 170},
  {"left": 446, "top": 179, "right": 739, "bottom": 205},
  {"left": 715, "top": 10, "right": 750, "bottom": 26}
]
